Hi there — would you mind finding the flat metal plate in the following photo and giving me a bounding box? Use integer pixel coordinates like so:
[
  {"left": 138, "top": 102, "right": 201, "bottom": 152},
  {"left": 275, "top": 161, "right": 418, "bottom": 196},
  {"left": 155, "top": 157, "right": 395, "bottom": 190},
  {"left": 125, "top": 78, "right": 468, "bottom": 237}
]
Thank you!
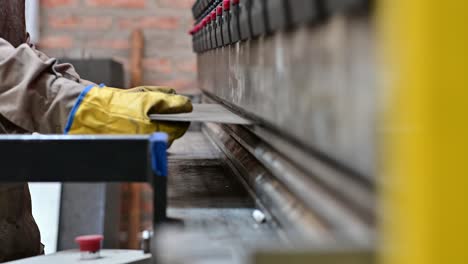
[
  {"left": 150, "top": 104, "right": 253, "bottom": 125},
  {"left": 5, "top": 250, "right": 150, "bottom": 264},
  {"left": 253, "top": 248, "right": 375, "bottom": 264}
]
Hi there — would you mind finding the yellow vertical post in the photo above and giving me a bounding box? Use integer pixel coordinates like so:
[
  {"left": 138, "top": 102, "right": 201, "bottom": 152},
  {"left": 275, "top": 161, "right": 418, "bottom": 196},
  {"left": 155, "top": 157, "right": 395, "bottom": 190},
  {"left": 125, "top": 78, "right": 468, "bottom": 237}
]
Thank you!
[{"left": 380, "top": 0, "right": 468, "bottom": 264}]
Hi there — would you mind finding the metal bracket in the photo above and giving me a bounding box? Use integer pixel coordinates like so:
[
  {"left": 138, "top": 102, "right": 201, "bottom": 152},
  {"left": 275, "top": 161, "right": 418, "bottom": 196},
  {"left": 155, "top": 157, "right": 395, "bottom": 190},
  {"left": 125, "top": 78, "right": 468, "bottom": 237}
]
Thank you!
[
  {"left": 267, "top": 0, "right": 290, "bottom": 32},
  {"left": 230, "top": 2, "right": 241, "bottom": 43},
  {"left": 222, "top": 3, "right": 233, "bottom": 46},
  {"left": 288, "top": 0, "right": 321, "bottom": 26},
  {"left": 239, "top": 0, "right": 252, "bottom": 40},
  {"left": 250, "top": 0, "right": 268, "bottom": 37}
]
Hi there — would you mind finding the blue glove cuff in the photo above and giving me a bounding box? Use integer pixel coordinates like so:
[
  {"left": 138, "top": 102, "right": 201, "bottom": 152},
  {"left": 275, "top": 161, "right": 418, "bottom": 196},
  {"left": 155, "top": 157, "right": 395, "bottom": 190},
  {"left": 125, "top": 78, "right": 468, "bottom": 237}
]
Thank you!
[{"left": 64, "top": 84, "right": 96, "bottom": 134}]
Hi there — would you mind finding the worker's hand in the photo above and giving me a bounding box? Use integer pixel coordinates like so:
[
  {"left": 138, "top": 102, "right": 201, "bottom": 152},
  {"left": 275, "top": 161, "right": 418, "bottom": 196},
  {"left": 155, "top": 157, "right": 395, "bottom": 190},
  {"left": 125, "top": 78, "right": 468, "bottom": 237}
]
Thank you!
[{"left": 64, "top": 85, "right": 192, "bottom": 145}]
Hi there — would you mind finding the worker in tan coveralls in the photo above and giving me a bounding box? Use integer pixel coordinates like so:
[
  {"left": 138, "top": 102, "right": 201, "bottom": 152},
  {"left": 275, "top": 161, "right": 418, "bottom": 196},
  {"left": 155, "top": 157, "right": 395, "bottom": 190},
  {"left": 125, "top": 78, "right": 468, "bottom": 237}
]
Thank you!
[{"left": 0, "top": 1, "right": 192, "bottom": 262}]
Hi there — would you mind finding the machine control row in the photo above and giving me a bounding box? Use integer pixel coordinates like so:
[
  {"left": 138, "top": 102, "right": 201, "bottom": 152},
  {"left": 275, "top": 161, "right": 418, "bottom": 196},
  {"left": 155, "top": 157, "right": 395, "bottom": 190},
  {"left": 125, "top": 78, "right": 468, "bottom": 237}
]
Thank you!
[{"left": 190, "top": 0, "right": 369, "bottom": 53}]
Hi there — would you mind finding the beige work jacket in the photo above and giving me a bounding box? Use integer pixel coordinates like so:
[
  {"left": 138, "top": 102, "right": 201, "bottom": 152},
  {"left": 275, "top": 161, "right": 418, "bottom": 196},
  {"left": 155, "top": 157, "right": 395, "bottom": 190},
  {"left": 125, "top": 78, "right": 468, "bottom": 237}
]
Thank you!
[{"left": 0, "top": 37, "right": 92, "bottom": 262}]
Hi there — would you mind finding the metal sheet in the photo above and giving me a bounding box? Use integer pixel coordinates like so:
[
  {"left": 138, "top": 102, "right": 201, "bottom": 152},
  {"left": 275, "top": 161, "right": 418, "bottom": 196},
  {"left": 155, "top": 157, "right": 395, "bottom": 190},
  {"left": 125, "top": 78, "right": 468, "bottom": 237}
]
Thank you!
[
  {"left": 5, "top": 250, "right": 150, "bottom": 264},
  {"left": 150, "top": 104, "right": 252, "bottom": 125},
  {"left": 253, "top": 248, "right": 375, "bottom": 264}
]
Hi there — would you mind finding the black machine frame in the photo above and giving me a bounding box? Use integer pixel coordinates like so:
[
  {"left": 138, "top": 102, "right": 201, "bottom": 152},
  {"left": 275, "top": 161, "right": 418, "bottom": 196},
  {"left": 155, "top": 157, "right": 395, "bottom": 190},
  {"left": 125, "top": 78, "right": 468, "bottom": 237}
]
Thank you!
[{"left": 0, "top": 134, "right": 169, "bottom": 227}]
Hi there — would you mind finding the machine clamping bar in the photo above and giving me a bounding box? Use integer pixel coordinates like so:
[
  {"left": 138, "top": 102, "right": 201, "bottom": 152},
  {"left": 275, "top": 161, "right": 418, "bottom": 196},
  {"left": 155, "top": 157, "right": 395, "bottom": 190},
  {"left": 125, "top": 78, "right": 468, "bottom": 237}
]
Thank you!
[{"left": 0, "top": 133, "right": 170, "bottom": 226}]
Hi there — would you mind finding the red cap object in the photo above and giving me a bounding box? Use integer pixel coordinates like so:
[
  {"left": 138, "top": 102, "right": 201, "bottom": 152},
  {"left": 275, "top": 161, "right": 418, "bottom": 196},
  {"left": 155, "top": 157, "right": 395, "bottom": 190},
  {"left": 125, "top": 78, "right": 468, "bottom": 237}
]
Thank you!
[
  {"left": 232, "top": 0, "right": 240, "bottom": 5},
  {"left": 223, "top": 0, "right": 231, "bottom": 10},
  {"left": 202, "top": 18, "right": 207, "bottom": 27},
  {"left": 75, "top": 235, "right": 103, "bottom": 253},
  {"left": 211, "top": 11, "right": 217, "bottom": 20},
  {"left": 217, "top": 5, "right": 223, "bottom": 15},
  {"left": 206, "top": 15, "right": 212, "bottom": 23}
]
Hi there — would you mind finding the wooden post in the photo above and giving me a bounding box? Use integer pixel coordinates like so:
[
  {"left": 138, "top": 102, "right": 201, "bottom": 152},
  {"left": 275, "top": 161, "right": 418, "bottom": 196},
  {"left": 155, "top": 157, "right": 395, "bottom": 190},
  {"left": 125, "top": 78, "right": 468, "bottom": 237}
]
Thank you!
[
  {"left": 126, "top": 29, "right": 145, "bottom": 250},
  {"left": 130, "top": 30, "right": 144, "bottom": 88},
  {"left": 0, "top": 0, "right": 26, "bottom": 47}
]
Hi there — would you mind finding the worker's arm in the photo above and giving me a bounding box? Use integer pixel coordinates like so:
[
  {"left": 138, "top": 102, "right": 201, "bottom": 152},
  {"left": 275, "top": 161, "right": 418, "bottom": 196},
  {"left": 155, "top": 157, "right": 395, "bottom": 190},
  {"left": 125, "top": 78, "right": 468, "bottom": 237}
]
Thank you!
[
  {"left": 0, "top": 38, "right": 192, "bottom": 143},
  {"left": 25, "top": 35, "right": 95, "bottom": 88},
  {"left": 0, "top": 38, "right": 86, "bottom": 133}
]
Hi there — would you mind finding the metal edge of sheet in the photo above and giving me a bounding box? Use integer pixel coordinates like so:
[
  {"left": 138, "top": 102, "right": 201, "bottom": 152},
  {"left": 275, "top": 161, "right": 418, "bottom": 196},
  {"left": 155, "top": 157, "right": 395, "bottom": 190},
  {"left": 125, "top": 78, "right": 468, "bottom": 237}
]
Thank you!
[{"left": 150, "top": 104, "right": 253, "bottom": 125}]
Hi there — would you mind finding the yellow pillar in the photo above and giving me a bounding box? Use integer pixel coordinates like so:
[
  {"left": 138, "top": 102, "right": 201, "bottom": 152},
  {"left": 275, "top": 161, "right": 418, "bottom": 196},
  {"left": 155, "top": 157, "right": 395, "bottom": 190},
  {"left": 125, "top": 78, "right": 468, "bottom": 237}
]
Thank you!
[{"left": 380, "top": 0, "right": 468, "bottom": 264}]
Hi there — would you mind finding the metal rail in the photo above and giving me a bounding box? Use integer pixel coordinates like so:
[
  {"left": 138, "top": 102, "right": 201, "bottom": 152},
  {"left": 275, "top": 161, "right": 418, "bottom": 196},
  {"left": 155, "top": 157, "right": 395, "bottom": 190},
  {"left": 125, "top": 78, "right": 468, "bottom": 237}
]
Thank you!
[
  {"left": 0, "top": 135, "right": 151, "bottom": 182},
  {"left": 0, "top": 134, "right": 169, "bottom": 228}
]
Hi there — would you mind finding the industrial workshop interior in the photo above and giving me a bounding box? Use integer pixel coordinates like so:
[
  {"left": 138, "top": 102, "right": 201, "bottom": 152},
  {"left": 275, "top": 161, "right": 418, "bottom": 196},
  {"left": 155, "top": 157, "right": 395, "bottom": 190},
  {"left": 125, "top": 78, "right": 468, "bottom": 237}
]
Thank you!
[{"left": 0, "top": 0, "right": 465, "bottom": 263}]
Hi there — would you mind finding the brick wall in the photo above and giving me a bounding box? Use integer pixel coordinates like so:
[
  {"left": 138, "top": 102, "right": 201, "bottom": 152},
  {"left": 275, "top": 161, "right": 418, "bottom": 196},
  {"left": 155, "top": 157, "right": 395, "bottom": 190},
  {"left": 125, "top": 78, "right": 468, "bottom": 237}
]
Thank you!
[{"left": 39, "top": 0, "right": 198, "bottom": 94}]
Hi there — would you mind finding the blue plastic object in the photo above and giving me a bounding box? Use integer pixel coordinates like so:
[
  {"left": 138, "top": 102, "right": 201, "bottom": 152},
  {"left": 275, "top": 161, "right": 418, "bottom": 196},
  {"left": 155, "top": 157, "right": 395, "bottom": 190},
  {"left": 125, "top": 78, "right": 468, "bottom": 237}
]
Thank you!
[{"left": 150, "top": 133, "right": 168, "bottom": 177}]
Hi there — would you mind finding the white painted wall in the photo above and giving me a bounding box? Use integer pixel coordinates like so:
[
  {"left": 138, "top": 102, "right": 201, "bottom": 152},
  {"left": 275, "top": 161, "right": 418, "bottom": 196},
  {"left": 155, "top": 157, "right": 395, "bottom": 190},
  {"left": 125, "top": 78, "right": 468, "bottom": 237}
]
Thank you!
[
  {"left": 25, "top": 0, "right": 40, "bottom": 44},
  {"left": 29, "top": 183, "right": 61, "bottom": 254},
  {"left": 25, "top": 3, "right": 60, "bottom": 255}
]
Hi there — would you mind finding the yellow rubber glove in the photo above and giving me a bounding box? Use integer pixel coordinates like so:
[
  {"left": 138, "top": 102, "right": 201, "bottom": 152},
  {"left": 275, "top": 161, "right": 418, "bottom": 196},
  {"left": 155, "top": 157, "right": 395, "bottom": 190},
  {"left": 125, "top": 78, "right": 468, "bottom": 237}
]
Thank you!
[{"left": 64, "top": 85, "right": 193, "bottom": 145}]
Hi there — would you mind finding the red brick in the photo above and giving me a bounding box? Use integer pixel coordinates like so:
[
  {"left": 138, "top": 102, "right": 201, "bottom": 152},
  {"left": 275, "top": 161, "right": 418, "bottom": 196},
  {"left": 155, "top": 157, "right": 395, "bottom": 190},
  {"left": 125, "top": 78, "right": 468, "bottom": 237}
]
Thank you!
[
  {"left": 41, "top": 0, "right": 77, "bottom": 8},
  {"left": 143, "top": 58, "right": 172, "bottom": 74},
  {"left": 86, "top": 0, "right": 146, "bottom": 8},
  {"left": 157, "top": 0, "right": 194, "bottom": 9},
  {"left": 49, "top": 16, "right": 79, "bottom": 28},
  {"left": 176, "top": 58, "right": 197, "bottom": 73},
  {"left": 119, "top": 17, "right": 179, "bottom": 30},
  {"left": 87, "top": 39, "right": 130, "bottom": 50},
  {"left": 81, "top": 17, "right": 113, "bottom": 29},
  {"left": 38, "top": 36, "right": 73, "bottom": 49},
  {"left": 49, "top": 16, "right": 113, "bottom": 30}
]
